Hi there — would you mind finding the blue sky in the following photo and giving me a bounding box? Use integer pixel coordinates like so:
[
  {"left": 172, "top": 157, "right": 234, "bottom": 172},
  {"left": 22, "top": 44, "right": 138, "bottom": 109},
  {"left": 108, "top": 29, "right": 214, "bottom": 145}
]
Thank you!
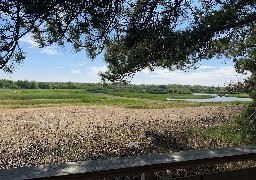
[{"left": 0, "top": 33, "right": 249, "bottom": 86}]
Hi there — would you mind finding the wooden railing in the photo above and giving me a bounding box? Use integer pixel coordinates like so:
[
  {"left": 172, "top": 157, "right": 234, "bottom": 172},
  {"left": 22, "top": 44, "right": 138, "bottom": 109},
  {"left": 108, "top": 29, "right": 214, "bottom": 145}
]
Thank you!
[{"left": 0, "top": 145, "right": 256, "bottom": 180}]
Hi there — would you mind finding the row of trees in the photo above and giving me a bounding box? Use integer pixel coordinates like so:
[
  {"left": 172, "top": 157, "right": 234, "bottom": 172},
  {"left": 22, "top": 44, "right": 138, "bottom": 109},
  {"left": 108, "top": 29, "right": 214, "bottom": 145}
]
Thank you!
[
  {"left": 0, "top": 79, "right": 93, "bottom": 89},
  {"left": 87, "top": 83, "right": 225, "bottom": 94},
  {"left": 0, "top": 79, "right": 226, "bottom": 94}
]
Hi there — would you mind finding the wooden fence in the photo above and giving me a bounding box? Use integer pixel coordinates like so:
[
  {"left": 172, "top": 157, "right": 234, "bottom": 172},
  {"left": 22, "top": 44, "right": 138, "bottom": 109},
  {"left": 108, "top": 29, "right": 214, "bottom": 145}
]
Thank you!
[{"left": 0, "top": 145, "right": 256, "bottom": 180}]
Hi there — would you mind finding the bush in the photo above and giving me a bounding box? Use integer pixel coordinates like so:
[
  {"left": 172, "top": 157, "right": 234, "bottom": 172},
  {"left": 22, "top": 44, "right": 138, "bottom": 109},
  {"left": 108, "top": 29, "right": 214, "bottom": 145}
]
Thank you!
[
  {"left": 250, "top": 90, "right": 256, "bottom": 100},
  {"left": 234, "top": 103, "right": 256, "bottom": 143}
]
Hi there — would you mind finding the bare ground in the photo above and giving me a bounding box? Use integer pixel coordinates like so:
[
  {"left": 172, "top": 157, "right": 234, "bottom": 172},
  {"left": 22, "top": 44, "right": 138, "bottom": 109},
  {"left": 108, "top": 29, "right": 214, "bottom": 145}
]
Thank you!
[{"left": 0, "top": 105, "right": 242, "bottom": 170}]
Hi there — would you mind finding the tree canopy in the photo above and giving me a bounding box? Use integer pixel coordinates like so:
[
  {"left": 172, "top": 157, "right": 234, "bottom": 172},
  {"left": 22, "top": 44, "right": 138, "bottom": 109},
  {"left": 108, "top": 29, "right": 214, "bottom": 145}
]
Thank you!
[{"left": 0, "top": 0, "right": 256, "bottom": 89}]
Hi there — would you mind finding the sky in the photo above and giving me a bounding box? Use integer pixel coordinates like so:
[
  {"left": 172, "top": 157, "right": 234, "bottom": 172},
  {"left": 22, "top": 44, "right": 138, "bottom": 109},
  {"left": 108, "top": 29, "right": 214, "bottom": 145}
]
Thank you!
[{"left": 0, "top": 33, "right": 250, "bottom": 87}]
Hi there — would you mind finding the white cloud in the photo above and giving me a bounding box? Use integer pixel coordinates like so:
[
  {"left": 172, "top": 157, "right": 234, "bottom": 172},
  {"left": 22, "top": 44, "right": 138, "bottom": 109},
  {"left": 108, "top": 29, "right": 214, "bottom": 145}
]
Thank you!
[
  {"left": 39, "top": 46, "right": 59, "bottom": 55},
  {"left": 87, "top": 65, "right": 108, "bottom": 75},
  {"left": 64, "top": 65, "right": 107, "bottom": 81},
  {"left": 133, "top": 66, "right": 250, "bottom": 86},
  {"left": 20, "top": 34, "right": 38, "bottom": 47},
  {"left": 66, "top": 65, "right": 108, "bottom": 82},
  {"left": 140, "top": 69, "right": 151, "bottom": 74},
  {"left": 69, "top": 69, "right": 82, "bottom": 75},
  {"left": 78, "top": 62, "right": 86, "bottom": 66},
  {"left": 64, "top": 65, "right": 249, "bottom": 86},
  {"left": 68, "top": 62, "right": 87, "bottom": 67},
  {"left": 20, "top": 34, "right": 60, "bottom": 55},
  {"left": 198, "top": 65, "right": 216, "bottom": 70}
]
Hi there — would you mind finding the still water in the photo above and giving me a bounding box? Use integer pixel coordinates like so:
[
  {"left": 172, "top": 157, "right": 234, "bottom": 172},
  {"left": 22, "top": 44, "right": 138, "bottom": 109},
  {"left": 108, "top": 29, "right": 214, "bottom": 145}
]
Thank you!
[{"left": 167, "top": 93, "right": 252, "bottom": 102}]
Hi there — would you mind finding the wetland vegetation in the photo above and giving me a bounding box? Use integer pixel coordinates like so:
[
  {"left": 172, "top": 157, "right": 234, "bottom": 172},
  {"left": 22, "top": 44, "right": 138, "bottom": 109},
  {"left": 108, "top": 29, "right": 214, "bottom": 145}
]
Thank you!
[
  {"left": 0, "top": 79, "right": 250, "bottom": 108},
  {"left": 0, "top": 79, "right": 254, "bottom": 178}
]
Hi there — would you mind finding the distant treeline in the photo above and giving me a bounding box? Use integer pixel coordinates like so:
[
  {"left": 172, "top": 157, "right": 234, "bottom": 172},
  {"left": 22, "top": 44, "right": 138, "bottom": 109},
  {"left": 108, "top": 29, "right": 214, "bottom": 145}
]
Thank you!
[
  {"left": 0, "top": 79, "right": 95, "bottom": 89},
  {"left": 0, "top": 79, "right": 227, "bottom": 94}
]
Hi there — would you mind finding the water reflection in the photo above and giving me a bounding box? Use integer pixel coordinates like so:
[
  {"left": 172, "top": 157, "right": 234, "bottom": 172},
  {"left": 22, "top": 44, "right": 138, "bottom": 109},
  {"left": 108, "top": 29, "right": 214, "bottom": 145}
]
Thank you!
[{"left": 167, "top": 93, "right": 252, "bottom": 102}]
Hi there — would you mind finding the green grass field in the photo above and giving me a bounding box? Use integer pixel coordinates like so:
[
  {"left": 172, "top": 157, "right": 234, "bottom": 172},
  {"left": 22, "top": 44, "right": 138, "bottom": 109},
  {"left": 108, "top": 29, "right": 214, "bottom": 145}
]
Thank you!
[
  {"left": 98, "top": 91, "right": 213, "bottom": 100},
  {"left": 225, "top": 93, "right": 250, "bottom": 98},
  {"left": 0, "top": 89, "right": 249, "bottom": 109},
  {"left": 189, "top": 124, "right": 243, "bottom": 145}
]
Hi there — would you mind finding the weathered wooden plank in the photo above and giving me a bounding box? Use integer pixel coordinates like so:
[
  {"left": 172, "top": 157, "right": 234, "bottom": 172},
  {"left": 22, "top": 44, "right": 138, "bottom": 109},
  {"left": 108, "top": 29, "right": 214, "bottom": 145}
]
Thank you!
[
  {"left": 179, "top": 167, "right": 256, "bottom": 180},
  {"left": 0, "top": 145, "right": 256, "bottom": 180},
  {"left": 141, "top": 172, "right": 154, "bottom": 180}
]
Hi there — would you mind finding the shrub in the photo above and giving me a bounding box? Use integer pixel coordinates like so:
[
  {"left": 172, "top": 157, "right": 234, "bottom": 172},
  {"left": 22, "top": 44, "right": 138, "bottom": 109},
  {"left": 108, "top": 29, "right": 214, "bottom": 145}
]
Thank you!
[{"left": 234, "top": 103, "right": 256, "bottom": 143}]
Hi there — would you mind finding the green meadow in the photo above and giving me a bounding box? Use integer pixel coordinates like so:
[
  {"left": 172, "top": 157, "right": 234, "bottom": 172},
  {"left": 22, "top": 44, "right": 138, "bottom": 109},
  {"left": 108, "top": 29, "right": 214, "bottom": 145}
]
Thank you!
[{"left": 0, "top": 89, "right": 249, "bottom": 109}]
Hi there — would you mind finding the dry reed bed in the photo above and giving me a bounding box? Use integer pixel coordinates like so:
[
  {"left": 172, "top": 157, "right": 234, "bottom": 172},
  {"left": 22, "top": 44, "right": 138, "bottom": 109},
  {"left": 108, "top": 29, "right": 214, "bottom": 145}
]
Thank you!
[{"left": 0, "top": 105, "right": 241, "bottom": 170}]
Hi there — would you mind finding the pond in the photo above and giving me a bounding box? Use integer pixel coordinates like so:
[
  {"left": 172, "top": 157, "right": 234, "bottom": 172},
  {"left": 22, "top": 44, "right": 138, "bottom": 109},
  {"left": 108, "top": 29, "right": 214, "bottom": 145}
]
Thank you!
[{"left": 167, "top": 93, "right": 253, "bottom": 102}]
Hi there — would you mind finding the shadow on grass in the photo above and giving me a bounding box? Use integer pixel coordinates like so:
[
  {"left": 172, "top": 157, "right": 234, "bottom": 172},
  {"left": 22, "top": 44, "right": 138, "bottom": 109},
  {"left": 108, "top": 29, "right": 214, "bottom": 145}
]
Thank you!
[{"left": 145, "top": 130, "right": 192, "bottom": 151}]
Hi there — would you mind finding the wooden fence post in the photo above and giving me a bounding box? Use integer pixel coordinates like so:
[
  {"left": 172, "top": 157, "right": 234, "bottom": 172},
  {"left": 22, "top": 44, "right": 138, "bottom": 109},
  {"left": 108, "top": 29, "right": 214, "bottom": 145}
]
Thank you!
[{"left": 141, "top": 172, "right": 154, "bottom": 180}]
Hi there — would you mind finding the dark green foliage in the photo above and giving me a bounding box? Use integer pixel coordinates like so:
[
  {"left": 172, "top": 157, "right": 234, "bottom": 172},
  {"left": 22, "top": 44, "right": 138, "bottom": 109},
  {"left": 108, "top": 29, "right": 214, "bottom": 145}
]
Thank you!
[
  {"left": 198, "top": 103, "right": 256, "bottom": 144},
  {"left": 1, "top": 0, "right": 123, "bottom": 72},
  {"left": 100, "top": 0, "right": 256, "bottom": 83},
  {"left": 234, "top": 103, "right": 256, "bottom": 143},
  {"left": 201, "top": 124, "right": 242, "bottom": 145},
  {"left": 251, "top": 90, "right": 256, "bottom": 101},
  {"left": 16, "top": 80, "right": 38, "bottom": 89},
  {"left": 38, "top": 82, "right": 51, "bottom": 89},
  {"left": 0, "top": 79, "right": 20, "bottom": 89},
  {"left": 0, "top": 79, "right": 227, "bottom": 95},
  {"left": 1, "top": 0, "right": 256, "bottom": 87},
  {"left": 0, "top": 79, "right": 96, "bottom": 89}
]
